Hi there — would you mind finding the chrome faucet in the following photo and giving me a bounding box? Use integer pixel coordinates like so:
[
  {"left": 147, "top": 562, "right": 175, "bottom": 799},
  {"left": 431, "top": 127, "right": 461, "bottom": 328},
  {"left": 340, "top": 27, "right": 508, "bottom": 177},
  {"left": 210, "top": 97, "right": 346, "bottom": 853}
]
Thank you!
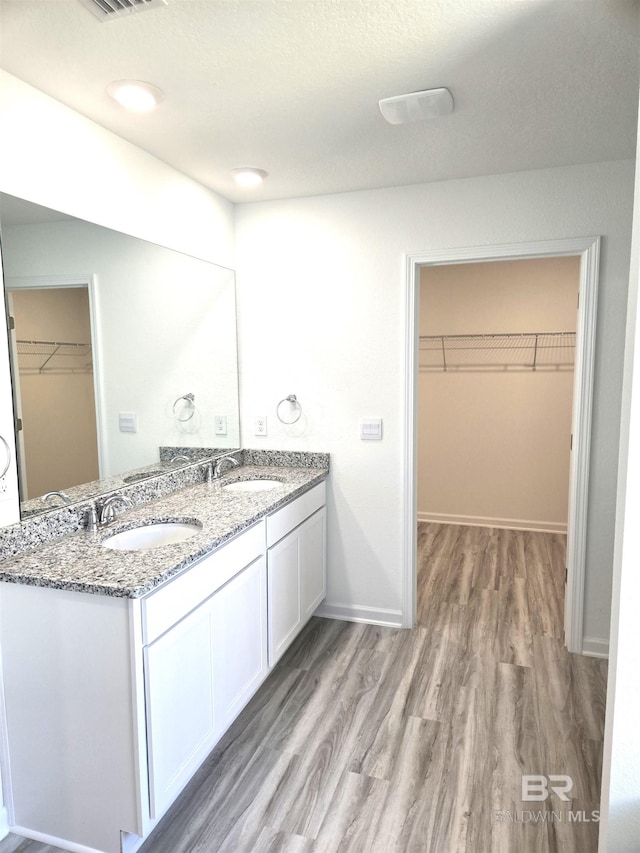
[
  {"left": 42, "top": 490, "right": 72, "bottom": 506},
  {"left": 170, "top": 454, "right": 189, "bottom": 463},
  {"left": 213, "top": 455, "right": 240, "bottom": 479},
  {"left": 98, "top": 494, "right": 134, "bottom": 526}
]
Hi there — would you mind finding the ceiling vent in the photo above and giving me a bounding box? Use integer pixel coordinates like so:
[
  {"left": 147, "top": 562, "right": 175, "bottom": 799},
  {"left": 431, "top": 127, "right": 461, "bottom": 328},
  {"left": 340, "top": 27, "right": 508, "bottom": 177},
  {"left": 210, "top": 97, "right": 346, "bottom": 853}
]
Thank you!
[
  {"left": 78, "top": 0, "right": 168, "bottom": 22},
  {"left": 379, "top": 88, "right": 454, "bottom": 125}
]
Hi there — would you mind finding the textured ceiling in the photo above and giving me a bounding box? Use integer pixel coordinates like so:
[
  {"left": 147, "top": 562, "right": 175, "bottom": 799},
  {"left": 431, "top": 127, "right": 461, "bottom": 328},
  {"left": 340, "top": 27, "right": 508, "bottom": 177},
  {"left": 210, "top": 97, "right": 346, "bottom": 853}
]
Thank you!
[{"left": 0, "top": 0, "right": 638, "bottom": 203}]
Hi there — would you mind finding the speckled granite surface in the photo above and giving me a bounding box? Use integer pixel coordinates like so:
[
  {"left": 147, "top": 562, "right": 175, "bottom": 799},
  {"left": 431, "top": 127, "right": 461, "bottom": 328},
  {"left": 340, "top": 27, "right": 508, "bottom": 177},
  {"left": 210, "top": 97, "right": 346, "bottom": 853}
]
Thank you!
[
  {"left": 0, "top": 464, "right": 328, "bottom": 598},
  {"left": 1, "top": 452, "right": 242, "bottom": 561},
  {"left": 241, "top": 449, "right": 330, "bottom": 468},
  {"left": 159, "top": 446, "right": 233, "bottom": 463},
  {"left": 20, "top": 447, "right": 231, "bottom": 519}
]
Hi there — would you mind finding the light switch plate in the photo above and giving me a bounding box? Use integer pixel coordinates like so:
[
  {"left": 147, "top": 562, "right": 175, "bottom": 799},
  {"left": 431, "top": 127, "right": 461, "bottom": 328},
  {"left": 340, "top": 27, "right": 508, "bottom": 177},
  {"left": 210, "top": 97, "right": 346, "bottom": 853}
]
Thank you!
[
  {"left": 360, "top": 418, "right": 383, "bottom": 440},
  {"left": 119, "top": 412, "right": 137, "bottom": 433}
]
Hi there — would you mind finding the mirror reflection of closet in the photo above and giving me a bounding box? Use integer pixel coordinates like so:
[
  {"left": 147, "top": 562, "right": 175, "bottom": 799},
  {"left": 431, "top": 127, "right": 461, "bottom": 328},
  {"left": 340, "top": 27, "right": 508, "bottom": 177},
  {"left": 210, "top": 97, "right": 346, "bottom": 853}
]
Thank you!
[
  {"left": 7, "top": 280, "right": 99, "bottom": 500},
  {"left": 0, "top": 191, "right": 241, "bottom": 524}
]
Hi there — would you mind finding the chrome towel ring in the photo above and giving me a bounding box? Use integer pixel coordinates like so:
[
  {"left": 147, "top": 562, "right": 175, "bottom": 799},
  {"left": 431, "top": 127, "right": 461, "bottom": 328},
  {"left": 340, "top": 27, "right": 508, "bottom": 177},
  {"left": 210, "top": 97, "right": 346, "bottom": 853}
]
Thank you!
[
  {"left": 0, "top": 434, "right": 11, "bottom": 479},
  {"left": 173, "top": 393, "right": 196, "bottom": 422},
  {"left": 276, "top": 394, "right": 303, "bottom": 425}
]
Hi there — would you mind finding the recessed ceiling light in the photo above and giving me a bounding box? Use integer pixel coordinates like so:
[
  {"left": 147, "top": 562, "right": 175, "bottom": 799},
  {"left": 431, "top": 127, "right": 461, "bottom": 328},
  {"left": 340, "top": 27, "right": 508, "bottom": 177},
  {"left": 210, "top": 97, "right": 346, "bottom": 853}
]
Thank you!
[
  {"left": 230, "top": 167, "right": 268, "bottom": 188},
  {"left": 379, "top": 87, "right": 454, "bottom": 125},
  {"left": 106, "top": 80, "right": 164, "bottom": 112}
]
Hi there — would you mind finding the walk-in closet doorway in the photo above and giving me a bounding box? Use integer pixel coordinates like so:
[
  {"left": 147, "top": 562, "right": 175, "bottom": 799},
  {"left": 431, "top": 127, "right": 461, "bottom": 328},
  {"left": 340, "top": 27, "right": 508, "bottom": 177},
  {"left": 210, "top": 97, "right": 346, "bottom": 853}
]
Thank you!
[
  {"left": 402, "top": 238, "right": 601, "bottom": 654},
  {"left": 5, "top": 274, "right": 102, "bottom": 502}
]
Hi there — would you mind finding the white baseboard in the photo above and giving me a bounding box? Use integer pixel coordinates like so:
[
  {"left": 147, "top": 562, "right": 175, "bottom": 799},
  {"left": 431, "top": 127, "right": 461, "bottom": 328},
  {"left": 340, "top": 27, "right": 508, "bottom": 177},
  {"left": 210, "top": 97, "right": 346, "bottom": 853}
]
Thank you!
[
  {"left": 10, "top": 826, "right": 107, "bottom": 853},
  {"left": 0, "top": 806, "right": 9, "bottom": 841},
  {"left": 315, "top": 602, "right": 403, "bottom": 628},
  {"left": 122, "top": 831, "right": 146, "bottom": 853},
  {"left": 417, "top": 511, "right": 567, "bottom": 534},
  {"left": 582, "top": 636, "right": 609, "bottom": 659}
]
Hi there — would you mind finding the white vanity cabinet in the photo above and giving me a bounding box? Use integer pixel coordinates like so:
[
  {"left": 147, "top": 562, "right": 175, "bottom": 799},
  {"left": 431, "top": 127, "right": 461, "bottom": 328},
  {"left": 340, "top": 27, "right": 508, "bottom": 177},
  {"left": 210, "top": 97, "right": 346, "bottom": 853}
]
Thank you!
[
  {"left": 144, "top": 595, "right": 219, "bottom": 819},
  {"left": 143, "top": 556, "right": 268, "bottom": 818},
  {"left": 141, "top": 521, "right": 267, "bottom": 819},
  {"left": 0, "top": 478, "right": 327, "bottom": 853},
  {"left": 143, "top": 555, "right": 269, "bottom": 819},
  {"left": 266, "top": 482, "right": 327, "bottom": 665},
  {"left": 0, "top": 520, "right": 269, "bottom": 853}
]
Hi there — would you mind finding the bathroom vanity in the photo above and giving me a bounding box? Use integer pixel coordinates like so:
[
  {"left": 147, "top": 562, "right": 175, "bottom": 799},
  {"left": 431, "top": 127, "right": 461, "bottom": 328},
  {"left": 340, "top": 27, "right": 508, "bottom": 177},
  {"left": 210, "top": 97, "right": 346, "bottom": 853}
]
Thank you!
[{"left": 0, "top": 460, "right": 327, "bottom": 853}]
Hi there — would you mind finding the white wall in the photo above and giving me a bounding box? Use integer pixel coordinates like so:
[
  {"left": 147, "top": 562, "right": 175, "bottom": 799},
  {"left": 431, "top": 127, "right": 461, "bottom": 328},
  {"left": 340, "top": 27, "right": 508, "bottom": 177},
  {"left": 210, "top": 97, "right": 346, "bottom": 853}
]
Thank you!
[
  {"left": 599, "top": 89, "right": 640, "bottom": 852},
  {"left": 0, "top": 69, "right": 236, "bottom": 843},
  {"left": 0, "top": 70, "right": 234, "bottom": 268},
  {"left": 0, "top": 69, "right": 236, "bottom": 505},
  {"left": 2, "top": 220, "right": 239, "bottom": 478},
  {"left": 235, "top": 160, "right": 634, "bottom": 643}
]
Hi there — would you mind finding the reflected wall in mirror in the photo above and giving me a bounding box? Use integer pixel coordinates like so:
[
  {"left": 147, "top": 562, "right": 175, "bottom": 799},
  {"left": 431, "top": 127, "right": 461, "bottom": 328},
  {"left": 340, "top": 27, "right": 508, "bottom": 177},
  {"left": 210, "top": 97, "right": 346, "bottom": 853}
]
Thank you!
[{"left": 0, "top": 193, "right": 240, "bottom": 521}]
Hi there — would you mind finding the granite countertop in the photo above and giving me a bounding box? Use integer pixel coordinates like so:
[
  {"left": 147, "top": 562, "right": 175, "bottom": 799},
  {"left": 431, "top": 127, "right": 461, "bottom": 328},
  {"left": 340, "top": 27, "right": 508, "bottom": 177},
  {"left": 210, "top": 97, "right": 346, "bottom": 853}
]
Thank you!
[{"left": 0, "top": 465, "right": 328, "bottom": 598}]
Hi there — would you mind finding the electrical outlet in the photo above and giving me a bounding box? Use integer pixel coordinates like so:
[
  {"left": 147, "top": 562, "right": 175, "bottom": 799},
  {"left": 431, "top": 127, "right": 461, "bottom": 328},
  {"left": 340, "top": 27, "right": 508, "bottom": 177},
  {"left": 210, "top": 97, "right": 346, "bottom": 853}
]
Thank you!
[
  {"left": 0, "top": 476, "right": 7, "bottom": 495},
  {"left": 254, "top": 415, "right": 268, "bottom": 437},
  {"left": 214, "top": 415, "right": 227, "bottom": 436}
]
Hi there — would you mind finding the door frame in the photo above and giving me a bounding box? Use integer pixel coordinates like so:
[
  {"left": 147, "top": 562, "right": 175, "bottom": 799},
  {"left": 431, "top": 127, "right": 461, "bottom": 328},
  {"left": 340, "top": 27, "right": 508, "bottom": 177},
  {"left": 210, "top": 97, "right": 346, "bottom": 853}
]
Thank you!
[
  {"left": 402, "top": 237, "right": 601, "bottom": 654},
  {"left": 5, "top": 273, "right": 105, "bottom": 484}
]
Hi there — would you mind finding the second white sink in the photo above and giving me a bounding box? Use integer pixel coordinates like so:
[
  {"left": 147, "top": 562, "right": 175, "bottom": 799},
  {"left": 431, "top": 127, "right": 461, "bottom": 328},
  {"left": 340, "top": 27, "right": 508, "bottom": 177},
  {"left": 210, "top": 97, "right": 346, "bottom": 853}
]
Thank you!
[
  {"left": 223, "top": 479, "right": 283, "bottom": 492},
  {"left": 102, "top": 520, "right": 202, "bottom": 551}
]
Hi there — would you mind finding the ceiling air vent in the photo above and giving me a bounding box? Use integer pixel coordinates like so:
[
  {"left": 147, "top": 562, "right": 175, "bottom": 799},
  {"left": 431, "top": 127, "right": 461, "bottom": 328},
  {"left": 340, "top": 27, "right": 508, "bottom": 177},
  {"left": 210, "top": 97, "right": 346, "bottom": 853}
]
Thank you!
[{"left": 78, "top": 0, "right": 168, "bottom": 22}]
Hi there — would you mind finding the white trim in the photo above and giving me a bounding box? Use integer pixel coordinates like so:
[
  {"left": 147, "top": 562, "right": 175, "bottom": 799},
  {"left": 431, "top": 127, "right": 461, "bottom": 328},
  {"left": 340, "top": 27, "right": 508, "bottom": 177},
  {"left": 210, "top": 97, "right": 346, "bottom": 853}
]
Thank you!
[
  {"left": 404, "top": 237, "right": 601, "bottom": 653},
  {"left": 582, "top": 636, "right": 609, "bottom": 659},
  {"left": 417, "top": 512, "right": 567, "bottom": 534},
  {"left": 121, "top": 830, "right": 146, "bottom": 853},
  {"left": 5, "top": 273, "right": 106, "bottom": 480},
  {"left": 403, "top": 253, "right": 420, "bottom": 629},
  {"left": 10, "top": 826, "right": 106, "bottom": 853},
  {"left": 565, "top": 240, "right": 600, "bottom": 654},
  {"left": 0, "top": 621, "right": 14, "bottom": 830},
  {"left": 0, "top": 806, "right": 8, "bottom": 841},
  {"left": 315, "top": 602, "right": 403, "bottom": 628}
]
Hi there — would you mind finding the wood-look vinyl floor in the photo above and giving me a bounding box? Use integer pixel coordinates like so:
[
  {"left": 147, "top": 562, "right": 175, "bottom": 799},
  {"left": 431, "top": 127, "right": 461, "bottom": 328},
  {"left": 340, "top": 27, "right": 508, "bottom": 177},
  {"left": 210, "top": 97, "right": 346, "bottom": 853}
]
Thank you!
[{"left": 0, "top": 523, "right": 608, "bottom": 853}]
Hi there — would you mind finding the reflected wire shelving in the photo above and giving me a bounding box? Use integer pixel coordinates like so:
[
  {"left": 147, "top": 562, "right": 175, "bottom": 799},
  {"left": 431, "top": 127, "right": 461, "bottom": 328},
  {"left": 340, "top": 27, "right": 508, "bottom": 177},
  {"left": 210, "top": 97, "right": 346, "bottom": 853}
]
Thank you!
[
  {"left": 419, "top": 331, "right": 576, "bottom": 372},
  {"left": 16, "top": 339, "right": 93, "bottom": 375}
]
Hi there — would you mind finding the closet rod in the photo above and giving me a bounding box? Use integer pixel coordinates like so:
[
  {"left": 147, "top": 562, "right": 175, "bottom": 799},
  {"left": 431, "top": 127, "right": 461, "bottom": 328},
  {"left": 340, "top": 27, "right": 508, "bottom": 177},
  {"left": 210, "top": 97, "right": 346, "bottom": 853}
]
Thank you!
[
  {"left": 16, "top": 339, "right": 93, "bottom": 374},
  {"left": 419, "top": 331, "right": 575, "bottom": 372},
  {"left": 418, "top": 331, "right": 575, "bottom": 345}
]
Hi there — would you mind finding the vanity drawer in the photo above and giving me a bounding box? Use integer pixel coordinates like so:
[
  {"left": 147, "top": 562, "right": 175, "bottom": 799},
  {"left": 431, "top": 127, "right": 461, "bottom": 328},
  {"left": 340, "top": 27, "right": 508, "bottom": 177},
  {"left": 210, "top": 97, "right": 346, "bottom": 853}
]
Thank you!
[
  {"left": 266, "top": 481, "right": 326, "bottom": 547},
  {"left": 142, "top": 520, "right": 264, "bottom": 644}
]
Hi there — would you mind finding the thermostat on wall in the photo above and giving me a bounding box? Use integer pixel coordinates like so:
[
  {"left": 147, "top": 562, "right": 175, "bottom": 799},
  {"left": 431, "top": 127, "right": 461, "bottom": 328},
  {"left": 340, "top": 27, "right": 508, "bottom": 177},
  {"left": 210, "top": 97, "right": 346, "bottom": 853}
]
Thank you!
[{"left": 360, "top": 418, "right": 383, "bottom": 440}]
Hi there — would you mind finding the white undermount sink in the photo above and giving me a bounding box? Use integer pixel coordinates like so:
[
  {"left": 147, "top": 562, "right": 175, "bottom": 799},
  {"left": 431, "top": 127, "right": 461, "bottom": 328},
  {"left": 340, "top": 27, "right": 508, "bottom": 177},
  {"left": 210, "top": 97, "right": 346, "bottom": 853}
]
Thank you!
[
  {"left": 101, "top": 520, "right": 202, "bottom": 551},
  {"left": 223, "top": 479, "right": 284, "bottom": 492}
]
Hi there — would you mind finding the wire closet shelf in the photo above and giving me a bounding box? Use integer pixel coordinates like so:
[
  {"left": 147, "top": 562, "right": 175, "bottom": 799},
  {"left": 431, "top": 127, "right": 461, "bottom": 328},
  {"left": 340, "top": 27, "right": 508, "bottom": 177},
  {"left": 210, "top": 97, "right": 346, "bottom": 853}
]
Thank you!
[
  {"left": 419, "top": 331, "right": 576, "bottom": 372},
  {"left": 16, "top": 339, "right": 93, "bottom": 375}
]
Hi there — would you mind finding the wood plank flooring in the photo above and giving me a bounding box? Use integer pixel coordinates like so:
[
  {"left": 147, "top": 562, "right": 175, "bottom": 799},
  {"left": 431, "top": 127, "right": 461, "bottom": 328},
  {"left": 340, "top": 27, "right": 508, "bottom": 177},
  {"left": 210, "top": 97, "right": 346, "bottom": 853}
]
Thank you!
[{"left": 0, "top": 523, "right": 608, "bottom": 853}]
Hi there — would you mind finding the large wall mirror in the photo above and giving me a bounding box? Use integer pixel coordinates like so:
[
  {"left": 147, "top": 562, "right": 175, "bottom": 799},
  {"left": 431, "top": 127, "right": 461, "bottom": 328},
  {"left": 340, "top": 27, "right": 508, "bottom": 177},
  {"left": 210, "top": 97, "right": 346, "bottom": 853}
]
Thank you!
[{"left": 0, "top": 192, "right": 240, "bottom": 521}]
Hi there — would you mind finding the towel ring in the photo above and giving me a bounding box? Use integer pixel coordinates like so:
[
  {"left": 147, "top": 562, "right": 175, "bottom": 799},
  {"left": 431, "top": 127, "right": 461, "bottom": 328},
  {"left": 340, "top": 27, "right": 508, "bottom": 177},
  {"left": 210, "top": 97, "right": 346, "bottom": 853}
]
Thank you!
[
  {"left": 277, "top": 394, "right": 303, "bottom": 425},
  {"left": 0, "top": 434, "right": 10, "bottom": 479},
  {"left": 173, "top": 393, "right": 196, "bottom": 422}
]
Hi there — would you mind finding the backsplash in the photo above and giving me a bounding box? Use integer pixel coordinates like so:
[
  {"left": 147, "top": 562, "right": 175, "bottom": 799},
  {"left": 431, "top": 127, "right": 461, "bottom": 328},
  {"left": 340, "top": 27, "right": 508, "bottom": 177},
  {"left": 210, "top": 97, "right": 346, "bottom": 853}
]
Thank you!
[
  {"left": 242, "top": 449, "right": 330, "bottom": 468},
  {"left": 0, "top": 449, "right": 329, "bottom": 561}
]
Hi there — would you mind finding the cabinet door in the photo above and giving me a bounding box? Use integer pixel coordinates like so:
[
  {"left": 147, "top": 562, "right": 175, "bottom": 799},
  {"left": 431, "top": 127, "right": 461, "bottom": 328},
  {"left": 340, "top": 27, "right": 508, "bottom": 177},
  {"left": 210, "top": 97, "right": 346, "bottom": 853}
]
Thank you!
[
  {"left": 211, "top": 555, "right": 268, "bottom": 733},
  {"left": 144, "top": 601, "right": 217, "bottom": 819},
  {"left": 267, "top": 530, "right": 301, "bottom": 666},
  {"left": 267, "top": 506, "right": 327, "bottom": 666},
  {"left": 300, "top": 506, "right": 326, "bottom": 622}
]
